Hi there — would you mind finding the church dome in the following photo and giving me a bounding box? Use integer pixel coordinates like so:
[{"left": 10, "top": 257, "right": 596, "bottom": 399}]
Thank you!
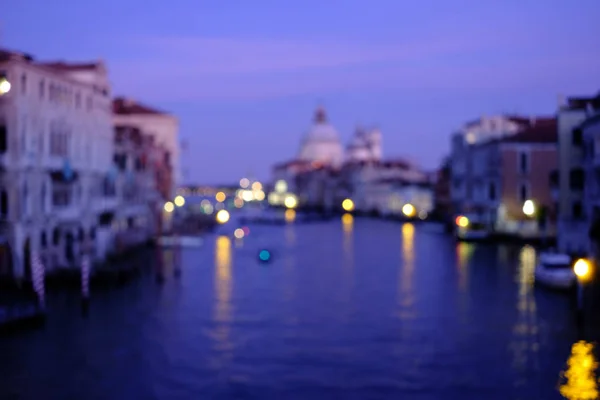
[{"left": 298, "top": 107, "right": 343, "bottom": 167}]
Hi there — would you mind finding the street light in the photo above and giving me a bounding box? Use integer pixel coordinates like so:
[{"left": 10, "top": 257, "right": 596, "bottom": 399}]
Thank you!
[
  {"left": 174, "top": 195, "right": 185, "bottom": 207},
  {"left": 216, "top": 209, "right": 230, "bottom": 224},
  {"left": 284, "top": 195, "right": 298, "bottom": 209},
  {"left": 402, "top": 203, "right": 416, "bottom": 218},
  {"left": 574, "top": 258, "right": 592, "bottom": 322},
  {"left": 342, "top": 198, "right": 354, "bottom": 212},
  {"left": 164, "top": 201, "right": 175, "bottom": 213},
  {"left": 523, "top": 200, "right": 535, "bottom": 216},
  {"left": 0, "top": 79, "right": 11, "bottom": 95}
]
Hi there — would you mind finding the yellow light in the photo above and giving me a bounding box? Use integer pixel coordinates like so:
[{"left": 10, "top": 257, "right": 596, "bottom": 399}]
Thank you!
[
  {"left": 285, "top": 209, "right": 296, "bottom": 222},
  {"left": 234, "top": 198, "right": 244, "bottom": 208},
  {"left": 234, "top": 228, "right": 245, "bottom": 239},
  {"left": 284, "top": 195, "right": 298, "bottom": 209},
  {"left": 574, "top": 258, "right": 591, "bottom": 280},
  {"left": 275, "top": 180, "right": 288, "bottom": 193},
  {"left": 163, "top": 201, "right": 174, "bottom": 213},
  {"left": 402, "top": 203, "right": 416, "bottom": 217},
  {"left": 0, "top": 79, "right": 11, "bottom": 95},
  {"left": 216, "top": 209, "right": 230, "bottom": 224},
  {"left": 268, "top": 192, "right": 280, "bottom": 205},
  {"left": 342, "top": 198, "right": 354, "bottom": 212},
  {"left": 174, "top": 195, "right": 185, "bottom": 207},
  {"left": 342, "top": 213, "right": 353, "bottom": 225},
  {"left": 242, "top": 190, "right": 254, "bottom": 202},
  {"left": 254, "top": 189, "right": 265, "bottom": 201},
  {"left": 215, "top": 191, "right": 226, "bottom": 203},
  {"left": 252, "top": 181, "right": 262, "bottom": 191},
  {"left": 456, "top": 215, "right": 469, "bottom": 228},
  {"left": 240, "top": 178, "right": 250, "bottom": 188},
  {"left": 523, "top": 199, "right": 535, "bottom": 216},
  {"left": 559, "top": 341, "right": 599, "bottom": 399}
]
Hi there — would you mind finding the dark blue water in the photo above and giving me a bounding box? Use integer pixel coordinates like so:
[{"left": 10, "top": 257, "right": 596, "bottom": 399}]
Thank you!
[{"left": 0, "top": 218, "right": 590, "bottom": 399}]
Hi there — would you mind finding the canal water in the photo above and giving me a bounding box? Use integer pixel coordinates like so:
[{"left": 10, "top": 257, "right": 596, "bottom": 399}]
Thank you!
[{"left": 0, "top": 217, "right": 593, "bottom": 399}]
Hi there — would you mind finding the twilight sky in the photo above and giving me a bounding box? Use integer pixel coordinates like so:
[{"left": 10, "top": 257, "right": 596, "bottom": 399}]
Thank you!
[{"left": 3, "top": 0, "right": 600, "bottom": 185}]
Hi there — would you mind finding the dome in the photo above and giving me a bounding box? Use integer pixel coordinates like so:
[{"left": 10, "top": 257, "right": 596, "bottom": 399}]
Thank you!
[{"left": 298, "top": 107, "right": 343, "bottom": 166}]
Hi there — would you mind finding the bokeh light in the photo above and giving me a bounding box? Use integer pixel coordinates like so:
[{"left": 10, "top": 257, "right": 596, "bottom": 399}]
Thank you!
[
  {"left": 174, "top": 195, "right": 185, "bottom": 207},
  {"left": 215, "top": 192, "right": 226, "bottom": 203},
  {"left": 234, "top": 228, "right": 245, "bottom": 239},
  {"left": 240, "top": 178, "right": 250, "bottom": 188},
  {"left": 216, "top": 209, "right": 230, "bottom": 224},
  {"left": 164, "top": 202, "right": 174, "bottom": 213}
]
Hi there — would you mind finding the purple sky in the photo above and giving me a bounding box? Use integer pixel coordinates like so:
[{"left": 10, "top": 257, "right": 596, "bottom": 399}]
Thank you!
[{"left": 4, "top": 0, "right": 600, "bottom": 185}]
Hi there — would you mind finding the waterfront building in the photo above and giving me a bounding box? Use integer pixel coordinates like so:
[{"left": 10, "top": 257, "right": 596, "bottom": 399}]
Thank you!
[
  {"left": 580, "top": 110, "right": 600, "bottom": 250},
  {"left": 112, "top": 97, "right": 180, "bottom": 199},
  {"left": 469, "top": 120, "right": 557, "bottom": 236},
  {"left": 0, "top": 49, "right": 114, "bottom": 279},
  {"left": 450, "top": 115, "right": 552, "bottom": 229},
  {"left": 555, "top": 93, "right": 600, "bottom": 254},
  {"left": 433, "top": 158, "right": 452, "bottom": 219}
]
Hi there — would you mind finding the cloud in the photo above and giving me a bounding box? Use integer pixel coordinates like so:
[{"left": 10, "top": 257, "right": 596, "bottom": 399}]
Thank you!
[{"left": 108, "top": 34, "right": 600, "bottom": 102}]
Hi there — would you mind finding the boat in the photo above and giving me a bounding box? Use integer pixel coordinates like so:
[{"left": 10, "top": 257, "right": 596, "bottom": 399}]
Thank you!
[
  {"left": 157, "top": 236, "right": 203, "bottom": 248},
  {"left": 534, "top": 252, "right": 576, "bottom": 290},
  {"left": 456, "top": 221, "right": 490, "bottom": 242}
]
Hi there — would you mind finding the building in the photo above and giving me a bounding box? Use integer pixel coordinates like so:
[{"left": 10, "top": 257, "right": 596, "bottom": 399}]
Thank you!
[
  {"left": 450, "top": 115, "right": 552, "bottom": 227},
  {"left": 113, "top": 97, "right": 180, "bottom": 199},
  {"left": 298, "top": 107, "right": 344, "bottom": 168},
  {"left": 580, "top": 111, "right": 600, "bottom": 251},
  {"left": 0, "top": 49, "right": 114, "bottom": 279},
  {"left": 556, "top": 93, "right": 600, "bottom": 253},
  {"left": 433, "top": 158, "right": 452, "bottom": 219}
]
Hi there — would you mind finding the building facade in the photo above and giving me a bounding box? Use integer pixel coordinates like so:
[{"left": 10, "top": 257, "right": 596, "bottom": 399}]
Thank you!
[
  {"left": 450, "top": 115, "right": 551, "bottom": 227},
  {"left": 556, "top": 93, "right": 600, "bottom": 253},
  {"left": 113, "top": 97, "right": 180, "bottom": 200},
  {"left": 0, "top": 49, "right": 114, "bottom": 279}
]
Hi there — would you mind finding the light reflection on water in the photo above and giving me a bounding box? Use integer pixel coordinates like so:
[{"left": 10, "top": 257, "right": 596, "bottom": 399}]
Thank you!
[
  {"left": 397, "top": 223, "right": 415, "bottom": 320},
  {"left": 510, "top": 245, "right": 540, "bottom": 384},
  {"left": 212, "top": 236, "right": 233, "bottom": 359},
  {"left": 456, "top": 242, "right": 474, "bottom": 291},
  {"left": 559, "top": 341, "right": 599, "bottom": 399}
]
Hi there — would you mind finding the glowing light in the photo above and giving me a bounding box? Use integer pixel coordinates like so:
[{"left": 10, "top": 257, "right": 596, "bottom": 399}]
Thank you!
[
  {"left": 242, "top": 190, "right": 254, "bottom": 202},
  {"left": 284, "top": 195, "right": 298, "bottom": 209},
  {"left": 275, "top": 180, "right": 288, "bottom": 193},
  {"left": 163, "top": 202, "right": 175, "bottom": 213},
  {"left": 342, "top": 198, "right": 355, "bottom": 212},
  {"left": 251, "top": 181, "right": 262, "bottom": 191},
  {"left": 234, "top": 198, "right": 244, "bottom": 208},
  {"left": 0, "top": 79, "right": 11, "bottom": 95},
  {"left": 418, "top": 211, "right": 427, "bottom": 220},
  {"left": 174, "top": 195, "right": 185, "bottom": 207},
  {"left": 342, "top": 213, "right": 353, "bottom": 233},
  {"left": 402, "top": 203, "right": 416, "bottom": 217},
  {"left": 522, "top": 199, "right": 535, "bottom": 216},
  {"left": 234, "top": 228, "right": 245, "bottom": 239},
  {"left": 204, "top": 203, "right": 214, "bottom": 214},
  {"left": 215, "top": 191, "right": 226, "bottom": 203},
  {"left": 559, "top": 341, "right": 598, "bottom": 400},
  {"left": 259, "top": 249, "right": 271, "bottom": 262},
  {"left": 254, "top": 189, "right": 265, "bottom": 201},
  {"left": 268, "top": 192, "right": 280, "bottom": 205},
  {"left": 574, "top": 258, "right": 591, "bottom": 280},
  {"left": 216, "top": 209, "right": 230, "bottom": 224},
  {"left": 285, "top": 209, "right": 296, "bottom": 222},
  {"left": 240, "top": 178, "right": 250, "bottom": 188},
  {"left": 456, "top": 215, "right": 469, "bottom": 228}
]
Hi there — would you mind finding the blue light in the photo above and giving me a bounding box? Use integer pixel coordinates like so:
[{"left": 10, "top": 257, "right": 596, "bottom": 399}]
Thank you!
[{"left": 258, "top": 249, "right": 271, "bottom": 262}]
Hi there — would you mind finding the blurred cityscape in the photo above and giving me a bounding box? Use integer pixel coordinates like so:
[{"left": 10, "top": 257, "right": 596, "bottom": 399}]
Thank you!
[{"left": 1, "top": 45, "right": 600, "bottom": 399}]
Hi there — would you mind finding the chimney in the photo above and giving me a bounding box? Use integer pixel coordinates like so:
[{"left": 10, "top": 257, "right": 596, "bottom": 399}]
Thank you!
[{"left": 529, "top": 115, "right": 537, "bottom": 126}]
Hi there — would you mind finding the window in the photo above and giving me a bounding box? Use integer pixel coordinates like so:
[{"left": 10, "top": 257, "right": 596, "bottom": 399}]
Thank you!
[
  {"left": 102, "top": 176, "right": 116, "bottom": 197},
  {"left": 519, "top": 183, "right": 528, "bottom": 203},
  {"left": 0, "top": 190, "right": 7, "bottom": 217},
  {"left": 549, "top": 169, "right": 559, "bottom": 187},
  {"left": 0, "top": 124, "right": 6, "bottom": 153},
  {"left": 49, "top": 128, "right": 69, "bottom": 157},
  {"left": 39, "top": 80, "right": 45, "bottom": 99},
  {"left": 22, "top": 183, "right": 29, "bottom": 217},
  {"left": 21, "top": 74, "right": 26, "bottom": 95},
  {"left": 52, "top": 228, "right": 60, "bottom": 245},
  {"left": 570, "top": 168, "right": 585, "bottom": 191},
  {"left": 519, "top": 151, "right": 529, "bottom": 174},
  {"left": 52, "top": 184, "right": 72, "bottom": 207},
  {"left": 573, "top": 201, "right": 583, "bottom": 219},
  {"left": 488, "top": 182, "right": 496, "bottom": 201},
  {"left": 40, "top": 231, "right": 47, "bottom": 248},
  {"left": 572, "top": 128, "right": 583, "bottom": 146}
]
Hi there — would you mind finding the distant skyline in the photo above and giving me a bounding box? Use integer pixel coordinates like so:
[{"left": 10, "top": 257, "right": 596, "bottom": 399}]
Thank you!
[{"left": 4, "top": 0, "right": 600, "bottom": 184}]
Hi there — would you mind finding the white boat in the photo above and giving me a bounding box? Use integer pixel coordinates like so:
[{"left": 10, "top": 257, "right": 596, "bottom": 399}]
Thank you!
[
  {"left": 157, "top": 236, "right": 204, "bottom": 248},
  {"left": 534, "top": 252, "right": 576, "bottom": 290}
]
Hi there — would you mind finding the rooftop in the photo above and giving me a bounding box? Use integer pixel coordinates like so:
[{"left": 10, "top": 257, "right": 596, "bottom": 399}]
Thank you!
[
  {"left": 113, "top": 97, "right": 168, "bottom": 116},
  {"left": 501, "top": 119, "right": 557, "bottom": 144}
]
